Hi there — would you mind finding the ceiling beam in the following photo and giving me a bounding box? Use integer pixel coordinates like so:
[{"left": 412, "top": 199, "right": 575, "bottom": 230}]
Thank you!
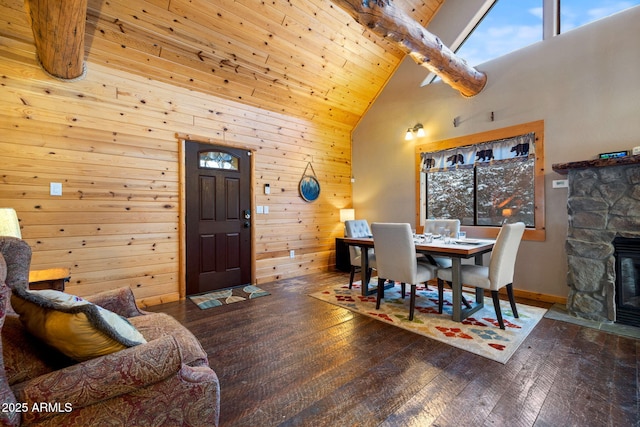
[
  {"left": 25, "top": 0, "right": 87, "bottom": 80},
  {"left": 331, "top": 0, "right": 487, "bottom": 97}
]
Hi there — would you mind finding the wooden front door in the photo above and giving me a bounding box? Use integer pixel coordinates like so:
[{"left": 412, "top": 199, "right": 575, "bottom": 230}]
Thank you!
[{"left": 185, "top": 141, "right": 252, "bottom": 295}]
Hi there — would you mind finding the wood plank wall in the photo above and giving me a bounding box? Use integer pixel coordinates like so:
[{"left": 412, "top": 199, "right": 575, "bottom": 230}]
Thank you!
[{"left": 0, "top": 3, "right": 352, "bottom": 306}]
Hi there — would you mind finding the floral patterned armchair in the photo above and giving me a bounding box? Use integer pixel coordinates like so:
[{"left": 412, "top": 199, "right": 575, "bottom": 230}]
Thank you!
[{"left": 0, "top": 236, "right": 219, "bottom": 426}]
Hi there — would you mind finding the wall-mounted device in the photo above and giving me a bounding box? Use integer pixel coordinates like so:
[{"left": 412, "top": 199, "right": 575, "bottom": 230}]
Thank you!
[
  {"left": 264, "top": 184, "right": 270, "bottom": 195},
  {"left": 599, "top": 150, "right": 628, "bottom": 159}
]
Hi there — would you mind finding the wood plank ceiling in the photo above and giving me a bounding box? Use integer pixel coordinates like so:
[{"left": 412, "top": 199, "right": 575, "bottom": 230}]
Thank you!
[{"left": 77, "top": 0, "right": 444, "bottom": 128}]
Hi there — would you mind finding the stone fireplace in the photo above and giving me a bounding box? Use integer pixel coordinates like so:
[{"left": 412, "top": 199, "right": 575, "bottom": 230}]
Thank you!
[{"left": 553, "top": 155, "right": 640, "bottom": 325}]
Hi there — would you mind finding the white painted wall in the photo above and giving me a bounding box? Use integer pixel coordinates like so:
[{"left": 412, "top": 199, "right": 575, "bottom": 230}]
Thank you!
[{"left": 352, "top": 6, "right": 640, "bottom": 298}]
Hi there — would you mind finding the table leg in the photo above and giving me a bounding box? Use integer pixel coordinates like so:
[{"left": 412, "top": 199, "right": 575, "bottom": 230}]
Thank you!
[
  {"left": 451, "top": 258, "right": 462, "bottom": 322},
  {"left": 452, "top": 256, "right": 485, "bottom": 322},
  {"left": 360, "top": 245, "right": 369, "bottom": 297},
  {"left": 474, "top": 254, "right": 484, "bottom": 304}
]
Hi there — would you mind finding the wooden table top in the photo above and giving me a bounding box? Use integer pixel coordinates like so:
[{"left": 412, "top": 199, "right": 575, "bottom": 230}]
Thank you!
[{"left": 342, "top": 236, "right": 495, "bottom": 258}]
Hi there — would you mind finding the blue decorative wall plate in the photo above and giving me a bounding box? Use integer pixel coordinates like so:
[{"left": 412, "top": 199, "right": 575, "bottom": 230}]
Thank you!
[{"left": 299, "top": 175, "right": 320, "bottom": 202}]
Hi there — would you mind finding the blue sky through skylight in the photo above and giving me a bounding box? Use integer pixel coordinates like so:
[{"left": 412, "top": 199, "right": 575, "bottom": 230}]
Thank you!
[{"left": 455, "top": 0, "right": 640, "bottom": 66}]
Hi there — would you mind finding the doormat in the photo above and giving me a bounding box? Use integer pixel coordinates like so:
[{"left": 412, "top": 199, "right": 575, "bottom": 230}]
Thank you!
[
  {"left": 309, "top": 281, "right": 547, "bottom": 364},
  {"left": 189, "top": 285, "right": 270, "bottom": 310}
]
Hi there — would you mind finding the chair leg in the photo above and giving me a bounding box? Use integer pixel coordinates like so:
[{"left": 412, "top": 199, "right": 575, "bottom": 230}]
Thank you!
[
  {"left": 349, "top": 266, "right": 356, "bottom": 289},
  {"left": 491, "top": 290, "right": 505, "bottom": 329},
  {"left": 400, "top": 283, "right": 406, "bottom": 299},
  {"left": 437, "top": 279, "right": 444, "bottom": 313},
  {"left": 506, "top": 283, "right": 519, "bottom": 318},
  {"left": 376, "top": 277, "right": 385, "bottom": 310},
  {"left": 409, "top": 284, "right": 416, "bottom": 321}
]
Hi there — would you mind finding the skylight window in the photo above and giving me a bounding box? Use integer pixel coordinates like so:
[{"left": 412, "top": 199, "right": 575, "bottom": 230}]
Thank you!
[
  {"left": 437, "top": 0, "right": 640, "bottom": 70},
  {"left": 560, "top": 0, "right": 640, "bottom": 33},
  {"left": 455, "top": 0, "right": 542, "bottom": 67}
]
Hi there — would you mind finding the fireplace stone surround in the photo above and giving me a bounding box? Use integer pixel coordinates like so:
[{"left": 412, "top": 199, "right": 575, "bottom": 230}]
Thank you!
[{"left": 553, "top": 155, "right": 640, "bottom": 324}]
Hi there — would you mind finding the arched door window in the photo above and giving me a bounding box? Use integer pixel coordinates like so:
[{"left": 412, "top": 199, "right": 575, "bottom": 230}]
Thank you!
[{"left": 199, "top": 151, "right": 239, "bottom": 170}]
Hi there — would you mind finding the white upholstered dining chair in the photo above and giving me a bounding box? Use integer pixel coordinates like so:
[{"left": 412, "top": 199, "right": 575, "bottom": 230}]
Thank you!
[
  {"left": 436, "top": 222, "right": 526, "bottom": 329},
  {"left": 371, "top": 223, "right": 438, "bottom": 321},
  {"left": 344, "top": 219, "right": 376, "bottom": 288},
  {"left": 421, "top": 218, "right": 461, "bottom": 268}
]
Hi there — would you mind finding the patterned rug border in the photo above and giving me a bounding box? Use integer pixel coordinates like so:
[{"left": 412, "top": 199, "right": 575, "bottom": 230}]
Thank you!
[
  {"left": 189, "top": 284, "right": 270, "bottom": 310},
  {"left": 309, "top": 281, "right": 547, "bottom": 364}
]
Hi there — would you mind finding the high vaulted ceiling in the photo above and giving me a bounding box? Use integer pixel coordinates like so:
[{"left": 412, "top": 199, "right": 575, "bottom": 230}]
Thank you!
[{"left": 77, "top": 0, "right": 446, "bottom": 128}]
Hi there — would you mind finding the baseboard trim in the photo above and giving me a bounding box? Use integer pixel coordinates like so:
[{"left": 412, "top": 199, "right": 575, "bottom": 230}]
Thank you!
[
  {"left": 502, "top": 287, "right": 566, "bottom": 305},
  {"left": 459, "top": 285, "right": 567, "bottom": 305}
]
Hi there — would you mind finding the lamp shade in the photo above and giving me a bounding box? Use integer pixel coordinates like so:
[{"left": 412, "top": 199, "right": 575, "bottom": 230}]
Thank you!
[
  {"left": 339, "top": 208, "right": 355, "bottom": 222},
  {"left": 0, "top": 208, "right": 21, "bottom": 238}
]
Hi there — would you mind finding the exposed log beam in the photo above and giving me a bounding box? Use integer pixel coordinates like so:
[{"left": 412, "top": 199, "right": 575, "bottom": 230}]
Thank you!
[
  {"left": 24, "top": 0, "right": 88, "bottom": 80},
  {"left": 331, "top": 0, "right": 487, "bottom": 97}
]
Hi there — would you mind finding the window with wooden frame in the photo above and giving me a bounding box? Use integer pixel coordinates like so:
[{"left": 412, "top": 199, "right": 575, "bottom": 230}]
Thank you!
[{"left": 415, "top": 121, "right": 545, "bottom": 241}]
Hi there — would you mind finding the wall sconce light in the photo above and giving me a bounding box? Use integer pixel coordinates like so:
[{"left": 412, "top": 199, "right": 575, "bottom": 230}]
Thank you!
[
  {"left": 0, "top": 208, "right": 21, "bottom": 238},
  {"left": 339, "top": 208, "right": 355, "bottom": 222},
  {"left": 404, "top": 123, "right": 425, "bottom": 140}
]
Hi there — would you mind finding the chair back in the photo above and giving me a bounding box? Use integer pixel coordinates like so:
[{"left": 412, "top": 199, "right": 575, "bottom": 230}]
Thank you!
[
  {"left": 344, "top": 219, "right": 372, "bottom": 265},
  {"left": 0, "top": 208, "right": 21, "bottom": 239},
  {"left": 0, "top": 237, "right": 29, "bottom": 427},
  {"left": 424, "top": 219, "right": 460, "bottom": 236},
  {"left": 488, "top": 222, "right": 526, "bottom": 289},
  {"left": 0, "top": 237, "right": 31, "bottom": 291},
  {"left": 371, "top": 223, "right": 416, "bottom": 284}
]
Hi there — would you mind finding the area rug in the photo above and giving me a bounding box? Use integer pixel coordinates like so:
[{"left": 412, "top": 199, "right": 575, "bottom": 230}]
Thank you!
[
  {"left": 189, "top": 285, "right": 270, "bottom": 310},
  {"left": 309, "top": 281, "right": 547, "bottom": 364}
]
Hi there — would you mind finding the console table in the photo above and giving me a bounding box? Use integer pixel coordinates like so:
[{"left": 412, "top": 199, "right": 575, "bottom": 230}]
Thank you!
[
  {"left": 335, "top": 237, "right": 351, "bottom": 272},
  {"left": 29, "top": 267, "right": 70, "bottom": 291}
]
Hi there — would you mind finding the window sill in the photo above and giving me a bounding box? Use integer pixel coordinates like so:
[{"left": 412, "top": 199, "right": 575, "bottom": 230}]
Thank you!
[{"left": 461, "top": 225, "right": 545, "bottom": 242}]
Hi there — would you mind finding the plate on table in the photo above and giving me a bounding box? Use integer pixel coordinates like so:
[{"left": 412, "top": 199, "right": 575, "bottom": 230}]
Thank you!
[{"left": 455, "top": 239, "right": 482, "bottom": 245}]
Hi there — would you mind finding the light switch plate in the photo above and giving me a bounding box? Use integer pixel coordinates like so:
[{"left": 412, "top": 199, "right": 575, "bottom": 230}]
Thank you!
[
  {"left": 50, "top": 182, "right": 63, "bottom": 196},
  {"left": 552, "top": 179, "right": 568, "bottom": 189}
]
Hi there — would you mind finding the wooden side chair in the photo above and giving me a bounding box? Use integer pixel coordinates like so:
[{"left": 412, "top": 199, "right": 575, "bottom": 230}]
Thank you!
[
  {"left": 371, "top": 223, "right": 437, "bottom": 321},
  {"left": 437, "top": 222, "right": 526, "bottom": 329}
]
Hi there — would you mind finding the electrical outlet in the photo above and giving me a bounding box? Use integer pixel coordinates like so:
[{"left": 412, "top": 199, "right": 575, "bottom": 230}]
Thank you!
[
  {"left": 289, "top": 250, "right": 295, "bottom": 258},
  {"left": 263, "top": 205, "right": 269, "bottom": 214}
]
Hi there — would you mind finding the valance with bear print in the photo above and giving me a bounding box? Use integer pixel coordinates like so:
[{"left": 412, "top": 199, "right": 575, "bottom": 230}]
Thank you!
[{"left": 419, "top": 132, "right": 535, "bottom": 173}]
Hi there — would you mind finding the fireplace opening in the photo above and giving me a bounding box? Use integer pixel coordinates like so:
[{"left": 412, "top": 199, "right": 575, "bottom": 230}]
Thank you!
[{"left": 614, "top": 237, "right": 640, "bottom": 327}]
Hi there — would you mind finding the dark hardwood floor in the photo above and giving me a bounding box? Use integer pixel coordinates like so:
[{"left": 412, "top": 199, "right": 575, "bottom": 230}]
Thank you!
[{"left": 148, "top": 271, "right": 639, "bottom": 427}]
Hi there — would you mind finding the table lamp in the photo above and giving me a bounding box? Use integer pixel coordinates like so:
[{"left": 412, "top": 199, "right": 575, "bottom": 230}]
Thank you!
[{"left": 0, "top": 208, "right": 22, "bottom": 238}]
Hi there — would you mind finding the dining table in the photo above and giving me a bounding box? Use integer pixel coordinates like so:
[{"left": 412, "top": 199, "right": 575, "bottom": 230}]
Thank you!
[{"left": 341, "top": 235, "right": 495, "bottom": 322}]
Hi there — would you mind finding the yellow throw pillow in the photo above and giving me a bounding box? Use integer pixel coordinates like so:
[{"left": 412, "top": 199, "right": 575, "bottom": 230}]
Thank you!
[{"left": 11, "top": 289, "right": 146, "bottom": 362}]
